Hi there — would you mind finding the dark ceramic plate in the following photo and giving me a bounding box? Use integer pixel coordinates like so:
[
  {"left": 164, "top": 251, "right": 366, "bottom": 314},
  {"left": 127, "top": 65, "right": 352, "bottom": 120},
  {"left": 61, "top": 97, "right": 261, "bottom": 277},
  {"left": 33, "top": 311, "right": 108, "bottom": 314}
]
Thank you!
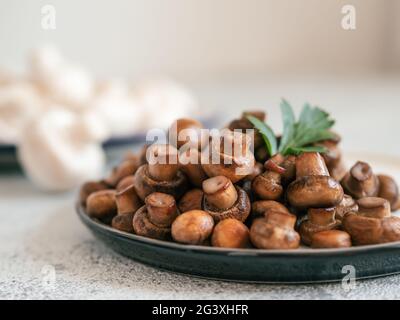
[{"left": 76, "top": 203, "right": 400, "bottom": 284}]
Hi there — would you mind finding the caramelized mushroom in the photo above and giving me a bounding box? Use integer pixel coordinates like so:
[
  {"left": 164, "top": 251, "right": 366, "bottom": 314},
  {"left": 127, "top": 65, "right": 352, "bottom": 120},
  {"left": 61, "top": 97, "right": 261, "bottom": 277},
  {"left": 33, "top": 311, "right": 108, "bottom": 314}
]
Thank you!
[
  {"left": 111, "top": 212, "right": 134, "bottom": 233},
  {"left": 132, "top": 192, "right": 178, "bottom": 240},
  {"left": 357, "top": 197, "right": 390, "bottom": 219},
  {"left": 377, "top": 174, "right": 399, "bottom": 210},
  {"left": 115, "top": 184, "right": 142, "bottom": 215},
  {"left": 299, "top": 207, "right": 340, "bottom": 245},
  {"left": 171, "top": 210, "right": 214, "bottom": 245},
  {"left": 228, "top": 111, "right": 266, "bottom": 149},
  {"left": 252, "top": 170, "right": 283, "bottom": 200},
  {"left": 86, "top": 190, "right": 117, "bottom": 223},
  {"left": 343, "top": 213, "right": 400, "bottom": 245},
  {"left": 251, "top": 200, "right": 290, "bottom": 218},
  {"left": 179, "top": 148, "right": 208, "bottom": 187},
  {"left": 169, "top": 118, "right": 204, "bottom": 149},
  {"left": 79, "top": 180, "right": 109, "bottom": 206},
  {"left": 211, "top": 218, "right": 251, "bottom": 248},
  {"left": 133, "top": 144, "right": 189, "bottom": 200},
  {"left": 105, "top": 159, "right": 139, "bottom": 187},
  {"left": 116, "top": 175, "right": 135, "bottom": 192},
  {"left": 341, "top": 161, "right": 380, "bottom": 199},
  {"left": 250, "top": 211, "right": 300, "bottom": 249},
  {"left": 201, "top": 130, "right": 255, "bottom": 183},
  {"left": 335, "top": 194, "right": 358, "bottom": 221},
  {"left": 178, "top": 189, "right": 204, "bottom": 213},
  {"left": 287, "top": 152, "right": 344, "bottom": 209},
  {"left": 202, "top": 176, "right": 251, "bottom": 222},
  {"left": 310, "top": 230, "right": 351, "bottom": 248}
]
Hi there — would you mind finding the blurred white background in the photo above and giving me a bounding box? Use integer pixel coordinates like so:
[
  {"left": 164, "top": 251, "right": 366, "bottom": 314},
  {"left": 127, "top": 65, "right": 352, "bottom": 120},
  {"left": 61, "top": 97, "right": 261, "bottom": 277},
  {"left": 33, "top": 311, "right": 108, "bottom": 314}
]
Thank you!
[{"left": 1, "top": 0, "right": 400, "bottom": 155}]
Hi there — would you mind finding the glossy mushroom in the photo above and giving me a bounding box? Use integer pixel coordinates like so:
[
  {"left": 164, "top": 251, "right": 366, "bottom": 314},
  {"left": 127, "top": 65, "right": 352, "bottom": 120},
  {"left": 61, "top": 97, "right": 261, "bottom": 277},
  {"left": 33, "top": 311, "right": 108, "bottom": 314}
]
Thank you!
[
  {"left": 132, "top": 192, "right": 178, "bottom": 240},
  {"left": 299, "top": 207, "right": 340, "bottom": 245},
  {"left": 251, "top": 200, "right": 290, "bottom": 218},
  {"left": 250, "top": 210, "right": 300, "bottom": 249},
  {"left": 133, "top": 144, "right": 189, "bottom": 200},
  {"left": 377, "top": 174, "right": 399, "bottom": 210},
  {"left": 86, "top": 189, "right": 117, "bottom": 223},
  {"left": 169, "top": 118, "right": 204, "bottom": 149},
  {"left": 178, "top": 189, "right": 204, "bottom": 213},
  {"left": 252, "top": 170, "right": 283, "bottom": 201},
  {"left": 341, "top": 161, "right": 380, "bottom": 199},
  {"left": 357, "top": 197, "right": 390, "bottom": 219},
  {"left": 171, "top": 210, "right": 214, "bottom": 245},
  {"left": 287, "top": 152, "right": 344, "bottom": 209},
  {"left": 79, "top": 180, "right": 109, "bottom": 206},
  {"left": 310, "top": 230, "right": 351, "bottom": 248},
  {"left": 201, "top": 130, "right": 255, "bottom": 183},
  {"left": 179, "top": 148, "right": 208, "bottom": 187},
  {"left": 202, "top": 176, "right": 251, "bottom": 222},
  {"left": 335, "top": 194, "right": 358, "bottom": 221},
  {"left": 111, "top": 212, "right": 134, "bottom": 233},
  {"left": 228, "top": 110, "right": 266, "bottom": 149},
  {"left": 115, "top": 184, "right": 142, "bottom": 215},
  {"left": 211, "top": 218, "right": 251, "bottom": 248}
]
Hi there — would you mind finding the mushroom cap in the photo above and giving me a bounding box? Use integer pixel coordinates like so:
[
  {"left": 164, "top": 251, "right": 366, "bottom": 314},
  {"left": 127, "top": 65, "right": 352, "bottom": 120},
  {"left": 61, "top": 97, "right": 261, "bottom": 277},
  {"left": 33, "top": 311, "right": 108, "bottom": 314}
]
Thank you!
[
  {"left": 132, "top": 205, "right": 171, "bottom": 240},
  {"left": 378, "top": 174, "right": 399, "bottom": 209},
  {"left": 250, "top": 217, "right": 300, "bottom": 250},
  {"left": 111, "top": 212, "right": 134, "bottom": 233},
  {"left": 251, "top": 200, "right": 290, "bottom": 218},
  {"left": 133, "top": 164, "right": 189, "bottom": 201},
  {"left": 203, "top": 186, "right": 251, "bottom": 222},
  {"left": 311, "top": 230, "right": 351, "bottom": 248},
  {"left": 341, "top": 162, "right": 380, "bottom": 198},
  {"left": 79, "top": 180, "right": 109, "bottom": 206},
  {"left": 287, "top": 175, "right": 344, "bottom": 209},
  {"left": 252, "top": 171, "right": 283, "bottom": 200},
  {"left": 335, "top": 194, "right": 358, "bottom": 221},
  {"left": 116, "top": 175, "right": 135, "bottom": 192},
  {"left": 342, "top": 213, "right": 382, "bottom": 245},
  {"left": 171, "top": 210, "right": 214, "bottom": 245},
  {"left": 115, "top": 184, "right": 142, "bottom": 215},
  {"left": 211, "top": 218, "right": 251, "bottom": 248},
  {"left": 357, "top": 197, "right": 391, "bottom": 219},
  {"left": 178, "top": 189, "right": 204, "bottom": 213},
  {"left": 86, "top": 189, "right": 117, "bottom": 223},
  {"left": 169, "top": 118, "right": 204, "bottom": 149}
]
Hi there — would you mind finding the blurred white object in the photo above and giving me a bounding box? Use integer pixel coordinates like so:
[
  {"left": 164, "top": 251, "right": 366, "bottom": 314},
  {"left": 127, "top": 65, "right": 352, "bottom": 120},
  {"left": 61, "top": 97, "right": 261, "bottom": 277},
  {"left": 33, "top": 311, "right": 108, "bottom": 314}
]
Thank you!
[
  {"left": 17, "top": 108, "right": 106, "bottom": 191},
  {"left": 0, "top": 82, "right": 43, "bottom": 143},
  {"left": 91, "top": 79, "right": 145, "bottom": 137},
  {"left": 29, "top": 46, "right": 94, "bottom": 109},
  {"left": 132, "top": 79, "right": 198, "bottom": 129}
]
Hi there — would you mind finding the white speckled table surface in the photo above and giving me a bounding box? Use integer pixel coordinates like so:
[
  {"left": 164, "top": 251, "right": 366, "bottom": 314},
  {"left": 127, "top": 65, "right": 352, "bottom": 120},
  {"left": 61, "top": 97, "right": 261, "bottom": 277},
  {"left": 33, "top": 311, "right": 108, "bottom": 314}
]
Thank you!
[{"left": 2, "top": 77, "right": 400, "bottom": 299}]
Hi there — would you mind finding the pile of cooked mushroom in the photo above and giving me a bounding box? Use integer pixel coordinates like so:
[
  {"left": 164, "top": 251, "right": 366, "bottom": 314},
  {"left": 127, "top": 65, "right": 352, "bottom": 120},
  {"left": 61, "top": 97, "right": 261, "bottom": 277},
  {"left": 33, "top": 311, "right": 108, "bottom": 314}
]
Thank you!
[{"left": 79, "top": 111, "right": 400, "bottom": 249}]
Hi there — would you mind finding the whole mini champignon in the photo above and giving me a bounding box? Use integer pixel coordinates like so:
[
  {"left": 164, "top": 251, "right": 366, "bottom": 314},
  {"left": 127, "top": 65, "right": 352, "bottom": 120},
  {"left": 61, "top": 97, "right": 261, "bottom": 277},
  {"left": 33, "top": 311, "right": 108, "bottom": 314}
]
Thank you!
[
  {"left": 287, "top": 152, "right": 344, "bottom": 209},
  {"left": 79, "top": 180, "right": 109, "bottom": 206},
  {"left": 252, "top": 170, "right": 283, "bottom": 201},
  {"left": 251, "top": 200, "right": 290, "bottom": 218},
  {"left": 357, "top": 197, "right": 390, "bottom": 219},
  {"left": 310, "top": 230, "right": 351, "bottom": 248},
  {"left": 228, "top": 111, "right": 266, "bottom": 149},
  {"left": 202, "top": 176, "right": 251, "bottom": 222},
  {"left": 86, "top": 189, "right": 117, "bottom": 223},
  {"left": 335, "top": 194, "right": 358, "bottom": 221},
  {"left": 115, "top": 184, "right": 142, "bottom": 215},
  {"left": 299, "top": 207, "right": 340, "bottom": 245},
  {"left": 341, "top": 161, "right": 380, "bottom": 199},
  {"left": 171, "top": 210, "right": 214, "bottom": 245},
  {"left": 178, "top": 148, "right": 208, "bottom": 187},
  {"left": 111, "top": 212, "right": 134, "bottom": 233},
  {"left": 116, "top": 175, "right": 135, "bottom": 192},
  {"left": 250, "top": 210, "right": 300, "bottom": 249},
  {"left": 377, "top": 174, "right": 399, "bottom": 210},
  {"left": 343, "top": 212, "right": 400, "bottom": 246},
  {"left": 178, "top": 189, "right": 204, "bottom": 213},
  {"left": 201, "top": 130, "right": 255, "bottom": 183},
  {"left": 133, "top": 144, "right": 189, "bottom": 201},
  {"left": 211, "top": 218, "right": 251, "bottom": 248},
  {"left": 105, "top": 158, "right": 139, "bottom": 187},
  {"left": 132, "top": 192, "right": 178, "bottom": 240},
  {"left": 169, "top": 118, "right": 204, "bottom": 149}
]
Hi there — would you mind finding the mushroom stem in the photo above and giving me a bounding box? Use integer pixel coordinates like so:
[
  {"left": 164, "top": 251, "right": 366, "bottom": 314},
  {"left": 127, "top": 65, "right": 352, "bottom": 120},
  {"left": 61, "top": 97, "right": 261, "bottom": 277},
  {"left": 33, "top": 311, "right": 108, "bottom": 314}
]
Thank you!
[
  {"left": 308, "top": 207, "right": 336, "bottom": 226},
  {"left": 342, "top": 161, "right": 380, "bottom": 198},
  {"left": 115, "top": 184, "right": 142, "bottom": 215},
  {"left": 202, "top": 176, "right": 238, "bottom": 210},
  {"left": 147, "top": 144, "right": 179, "bottom": 181},
  {"left": 145, "top": 192, "right": 178, "bottom": 227},
  {"left": 296, "top": 152, "right": 329, "bottom": 178},
  {"left": 265, "top": 210, "right": 297, "bottom": 229},
  {"left": 357, "top": 197, "right": 390, "bottom": 219}
]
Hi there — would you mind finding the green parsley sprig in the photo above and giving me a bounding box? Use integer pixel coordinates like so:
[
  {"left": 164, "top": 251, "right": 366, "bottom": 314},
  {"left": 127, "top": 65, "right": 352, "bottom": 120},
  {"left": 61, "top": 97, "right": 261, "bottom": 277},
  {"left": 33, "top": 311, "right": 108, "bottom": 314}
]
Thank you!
[{"left": 247, "top": 99, "right": 336, "bottom": 157}]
